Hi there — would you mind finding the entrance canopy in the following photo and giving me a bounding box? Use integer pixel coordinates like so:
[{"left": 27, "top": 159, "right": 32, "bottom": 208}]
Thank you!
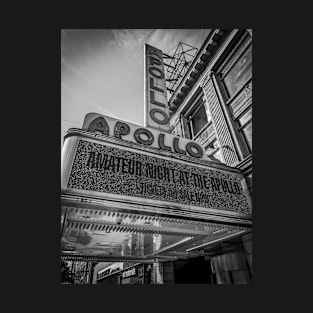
[{"left": 61, "top": 114, "right": 251, "bottom": 262}]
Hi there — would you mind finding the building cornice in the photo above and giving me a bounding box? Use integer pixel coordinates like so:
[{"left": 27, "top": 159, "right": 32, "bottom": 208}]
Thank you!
[{"left": 169, "top": 29, "right": 231, "bottom": 113}]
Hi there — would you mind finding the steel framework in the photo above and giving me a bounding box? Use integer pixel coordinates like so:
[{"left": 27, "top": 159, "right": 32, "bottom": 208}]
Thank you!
[{"left": 163, "top": 42, "right": 198, "bottom": 97}]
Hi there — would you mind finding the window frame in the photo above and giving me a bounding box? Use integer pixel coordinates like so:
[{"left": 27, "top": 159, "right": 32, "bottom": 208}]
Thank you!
[
  {"left": 213, "top": 30, "right": 252, "bottom": 159},
  {"left": 222, "top": 44, "right": 252, "bottom": 99},
  {"left": 184, "top": 94, "right": 211, "bottom": 139},
  {"left": 236, "top": 106, "right": 252, "bottom": 154},
  {"left": 217, "top": 31, "right": 252, "bottom": 103}
]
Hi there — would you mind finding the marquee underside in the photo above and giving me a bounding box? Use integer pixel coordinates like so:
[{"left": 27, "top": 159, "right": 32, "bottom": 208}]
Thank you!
[{"left": 61, "top": 200, "right": 251, "bottom": 262}]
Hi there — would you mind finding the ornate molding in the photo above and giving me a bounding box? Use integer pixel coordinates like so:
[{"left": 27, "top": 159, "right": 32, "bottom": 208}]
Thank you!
[
  {"left": 170, "top": 114, "right": 182, "bottom": 137},
  {"left": 200, "top": 72, "right": 213, "bottom": 88},
  {"left": 172, "top": 123, "right": 182, "bottom": 137},
  {"left": 230, "top": 81, "right": 252, "bottom": 117},
  {"left": 244, "top": 81, "right": 252, "bottom": 97},
  {"left": 170, "top": 113, "right": 181, "bottom": 128}
]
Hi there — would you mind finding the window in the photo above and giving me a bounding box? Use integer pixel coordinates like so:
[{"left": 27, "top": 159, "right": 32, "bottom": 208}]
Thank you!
[
  {"left": 237, "top": 107, "right": 252, "bottom": 153},
  {"left": 223, "top": 44, "right": 252, "bottom": 98},
  {"left": 186, "top": 102, "right": 211, "bottom": 139},
  {"left": 216, "top": 31, "right": 252, "bottom": 159}
]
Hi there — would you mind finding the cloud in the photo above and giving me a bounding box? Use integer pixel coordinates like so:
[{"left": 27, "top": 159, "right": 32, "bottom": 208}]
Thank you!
[
  {"left": 101, "top": 29, "right": 210, "bottom": 65},
  {"left": 61, "top": 79, "right": 120, "bottom": 120},
  {"left": 61, "top": 29, "right": 212, "bottom": 149},
  {"left": 107, "top": 29, "right": 156, "bottom": 64},
  {"left": 62, "top": 60, "right": 90, "bottom": 83},
  {"left": 147, "top": 29, "right": 211, "bottom": 54}
]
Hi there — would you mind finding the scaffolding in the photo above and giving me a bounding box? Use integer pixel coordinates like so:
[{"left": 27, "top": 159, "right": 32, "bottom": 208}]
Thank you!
[{"left": 163, "top": 42, "right": 198, "bottom": 98}]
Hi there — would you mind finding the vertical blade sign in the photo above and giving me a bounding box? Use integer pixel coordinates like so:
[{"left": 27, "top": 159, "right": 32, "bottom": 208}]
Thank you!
[{"left": 144, "top": 44, "right": 171, "bottom": 133}]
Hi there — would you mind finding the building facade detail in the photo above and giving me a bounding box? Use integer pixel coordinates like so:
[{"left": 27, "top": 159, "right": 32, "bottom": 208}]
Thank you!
[
  {"left": 202, "top": 77, "right": 240, "bottom": 166},
  {"left": 228, "top": 81, "right": 252, "bottom": 120},
  {"left": 170, "top": 114, "right": 183, "bottom": 137},
  {"left": 193, "top": 124, "right": 214, "bottom": 147}
]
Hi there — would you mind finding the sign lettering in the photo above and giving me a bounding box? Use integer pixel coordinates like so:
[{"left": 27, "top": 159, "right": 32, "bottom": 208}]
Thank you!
[
  {"left": 122, "top": 267, "right": 136, "bottom": 279},
  {"left": 145, "top": 44, "right": 171, "bottom": 132},
  {"left": 67, "top": 140, "right": 251, "bottom": 215},
  {"left": 82, "top": 113, "right": 206, "bottom": 160}
]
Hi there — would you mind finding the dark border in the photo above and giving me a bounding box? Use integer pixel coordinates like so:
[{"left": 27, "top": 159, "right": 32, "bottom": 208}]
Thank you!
[{"left": 12, "top": 4, "right": 298, "bottom": 312}]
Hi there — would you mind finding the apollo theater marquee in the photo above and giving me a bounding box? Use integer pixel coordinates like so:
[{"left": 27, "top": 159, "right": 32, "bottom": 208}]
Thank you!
[{"left": 61, "top": 44, "right": 252, "bottom": 262}]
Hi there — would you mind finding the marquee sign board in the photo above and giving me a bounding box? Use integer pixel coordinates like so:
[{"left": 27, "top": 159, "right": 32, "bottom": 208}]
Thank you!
[
  {"left": 144, "top": 44, "right": 171, "bottom": 133},
  {"left": 122, "top": 267, "right": 137, "bottom": 279},
  {"left": 82, "top": 112, "right": 210, "bottom": 161},
  {"left": 62, "top": 117, "right": 252, "bottom": 220}
]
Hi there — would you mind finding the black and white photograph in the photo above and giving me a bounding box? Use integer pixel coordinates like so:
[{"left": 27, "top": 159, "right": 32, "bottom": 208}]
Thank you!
[{"left": 61, "top": 29, "right": 252, "bottom": 284}]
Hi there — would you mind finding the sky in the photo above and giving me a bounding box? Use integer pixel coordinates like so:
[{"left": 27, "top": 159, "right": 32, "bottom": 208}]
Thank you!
[{"left": 61, "top": 29, "right": 211, "bottom": 148}]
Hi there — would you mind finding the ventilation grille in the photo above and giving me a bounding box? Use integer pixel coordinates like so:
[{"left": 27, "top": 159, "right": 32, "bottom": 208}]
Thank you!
[{"left": 203, "top": 78, "right": 239, "bottom": 166}]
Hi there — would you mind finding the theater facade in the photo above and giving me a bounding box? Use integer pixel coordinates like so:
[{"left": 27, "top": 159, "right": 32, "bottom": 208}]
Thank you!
[{"left": 61, "top": 29, "right": 252, "bottom": 284}]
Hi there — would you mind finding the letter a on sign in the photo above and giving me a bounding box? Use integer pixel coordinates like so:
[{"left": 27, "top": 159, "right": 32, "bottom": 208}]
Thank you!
[{"left": 144, "top": 44, "right": 171, "bottom": 133}]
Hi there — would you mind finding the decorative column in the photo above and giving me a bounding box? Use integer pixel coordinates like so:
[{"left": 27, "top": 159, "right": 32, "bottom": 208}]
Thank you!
[{"left": 201, "top": 72, "right": 240, "bottom": 166}]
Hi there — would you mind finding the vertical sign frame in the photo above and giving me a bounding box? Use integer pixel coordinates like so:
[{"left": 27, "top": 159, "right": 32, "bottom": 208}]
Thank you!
[{"left": 144, "top": 44, "right": 171, "bottom": 133}]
